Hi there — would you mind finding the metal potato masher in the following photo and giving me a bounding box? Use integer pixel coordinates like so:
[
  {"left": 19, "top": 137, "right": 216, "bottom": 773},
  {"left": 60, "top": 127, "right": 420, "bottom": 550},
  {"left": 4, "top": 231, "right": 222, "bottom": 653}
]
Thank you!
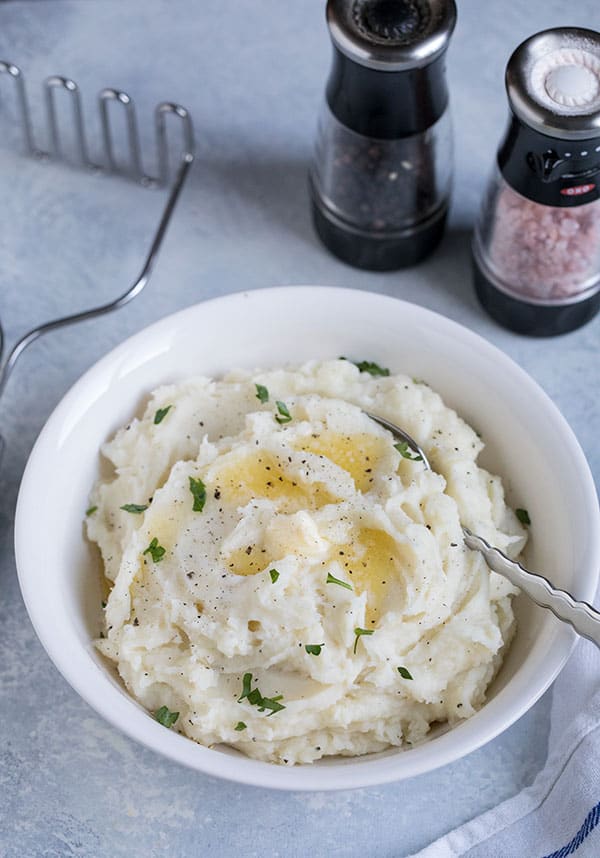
[{"left": 0, "top": 61, "right": 195, "bottom": 452}]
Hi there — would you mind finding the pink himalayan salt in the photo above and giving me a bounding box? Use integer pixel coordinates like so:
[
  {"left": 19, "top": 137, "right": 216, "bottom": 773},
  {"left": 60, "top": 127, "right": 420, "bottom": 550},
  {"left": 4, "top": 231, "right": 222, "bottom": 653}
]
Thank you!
[{"left": 487, "top": 180, "right": 600, "bottom": 301}]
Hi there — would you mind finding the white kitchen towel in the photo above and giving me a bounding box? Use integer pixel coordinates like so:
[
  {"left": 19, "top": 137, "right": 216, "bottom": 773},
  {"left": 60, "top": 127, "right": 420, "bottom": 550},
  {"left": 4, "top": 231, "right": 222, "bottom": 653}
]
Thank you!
[{"left": 411, "top": 635, "right": 600, "bottom": 858}]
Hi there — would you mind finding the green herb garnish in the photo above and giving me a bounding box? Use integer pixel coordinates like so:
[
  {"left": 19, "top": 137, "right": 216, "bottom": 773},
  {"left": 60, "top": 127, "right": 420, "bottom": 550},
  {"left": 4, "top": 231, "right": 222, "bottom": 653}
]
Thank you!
[
  {"left": 269, "top": 568, "right": 280, "bottom": 583},
  {"left": 394, "top": 441, "right": 423, "bottom": 462},
  {"left": 189, "top": 476, "right": 207, "bottom": 512},
  {"left": 86, "top": 505, "right": 98, "bottom": 516},
  {"left": 154, "top": 405, "right": 172, "bottom": 425},
  {"left": 516, "top": 508, "right": 531, "bottom": 526},
  {"left": 237, "top": 673, "right": 286, "bottom": 716},
  {"left": 326, "top": 572, "right": 353, "bottom": 591},
  {"left": 238, "top": 672, "right": 253, "bottom": 702},
  {"left": 120, "top": 503, "right": 148, "bottom": 514},
  {"left": 397, "top": 666, "right": 413, "bottom": 680},
  {"left": 143, "top": 537, "right": 166, "bottom": 563},
  {"left": 347, "top": 359, "right": 390, "bottom": 377},
  {"left": 255, "top": 383, "right": 269, "bottom": 403},
  {"left": 353, "top": 627, "right": 374, "bottom": 654},
  {"left": 235, "top": 721, "right": 247, "bottom": 731},
  {"left": 275, "top": 400, "right": 292, "bottom": 424},
  {"left": 305, "top": 644, "right": 324, "bottom": 656},
  {"left": 154, "top": 706, "right": 179, "bottom": 728},
  {"left": 257, "top": 695, "right": 285, "bottom": 715}
]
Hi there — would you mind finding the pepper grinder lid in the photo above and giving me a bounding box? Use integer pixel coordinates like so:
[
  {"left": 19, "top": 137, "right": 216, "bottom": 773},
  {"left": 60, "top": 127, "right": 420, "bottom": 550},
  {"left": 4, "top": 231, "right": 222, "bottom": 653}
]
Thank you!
[
  {"left": 327, "top": 0, "right": 457, "bottom": 71},
  {"left": 506, "top": 27, "right": 600, "bottom": 140}
]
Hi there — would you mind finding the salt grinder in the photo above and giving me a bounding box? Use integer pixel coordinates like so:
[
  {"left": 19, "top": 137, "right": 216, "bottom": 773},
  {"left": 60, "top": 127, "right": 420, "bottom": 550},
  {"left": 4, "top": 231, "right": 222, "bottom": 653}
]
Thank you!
[
  {"left": 473, "top": 28, "right": 600, "bottom": 336},
  {"left": 309, "top": 0, "right": 456, "bottom": 270}
]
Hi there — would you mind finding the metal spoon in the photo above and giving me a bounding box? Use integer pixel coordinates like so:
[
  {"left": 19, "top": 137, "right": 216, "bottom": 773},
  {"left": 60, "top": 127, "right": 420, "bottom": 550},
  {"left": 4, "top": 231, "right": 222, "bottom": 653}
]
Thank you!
[{"left": 366, "top": 412, "right": 600, "bottom": 649}]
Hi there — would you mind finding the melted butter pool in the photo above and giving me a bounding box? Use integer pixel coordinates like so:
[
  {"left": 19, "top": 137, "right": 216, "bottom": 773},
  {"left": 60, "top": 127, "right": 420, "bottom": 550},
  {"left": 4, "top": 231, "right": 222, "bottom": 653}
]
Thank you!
[
  {"left": 214, "top": 450, "right": 337, "bottom": 513},
  {"left": 214, "top": 435, "right": 406, "bottom": 622},
  {"left": 225, "top": 544, "right": 271, "bottom": 577},
  {"left": 342, "top": 528, "right": 407, "bottom": 627},
  {"left": 297, "top": 430, "right": 384, "bottom": 493}
]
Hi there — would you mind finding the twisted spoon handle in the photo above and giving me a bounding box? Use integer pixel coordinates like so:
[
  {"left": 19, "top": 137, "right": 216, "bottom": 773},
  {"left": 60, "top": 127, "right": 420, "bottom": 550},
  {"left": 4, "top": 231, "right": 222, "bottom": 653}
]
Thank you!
[{"left": 463, "top": 528, "right": 600, "bottom": 649}]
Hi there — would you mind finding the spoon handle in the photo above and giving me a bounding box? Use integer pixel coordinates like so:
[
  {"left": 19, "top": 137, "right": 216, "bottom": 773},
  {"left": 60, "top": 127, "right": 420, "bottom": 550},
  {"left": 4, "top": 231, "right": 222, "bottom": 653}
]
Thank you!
[{"left": 463, "top": 528, "right": 600, "bottom": 650}]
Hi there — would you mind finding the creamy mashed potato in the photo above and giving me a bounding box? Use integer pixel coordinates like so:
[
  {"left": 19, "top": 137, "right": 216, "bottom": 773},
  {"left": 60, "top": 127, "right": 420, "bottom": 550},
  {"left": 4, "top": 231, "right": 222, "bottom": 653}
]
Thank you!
[{"left": 87, "top": 359, "right": 526, "bottom": 764}]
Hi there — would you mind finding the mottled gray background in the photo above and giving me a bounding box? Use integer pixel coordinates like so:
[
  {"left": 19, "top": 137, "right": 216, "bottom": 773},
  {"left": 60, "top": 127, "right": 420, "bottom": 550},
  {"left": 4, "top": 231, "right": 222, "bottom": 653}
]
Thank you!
[{"left": 0, "top": 1, "right": 598, "bottom": 856}]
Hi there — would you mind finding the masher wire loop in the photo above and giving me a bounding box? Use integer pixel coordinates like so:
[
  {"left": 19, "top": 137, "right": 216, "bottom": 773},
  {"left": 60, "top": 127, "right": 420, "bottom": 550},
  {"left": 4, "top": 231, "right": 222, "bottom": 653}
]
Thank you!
[
  {"left": 0, "top": 61, "right": 195, "bottom": 409},
  {"left": 0, "top": 62, "right": 35, "bottom": 155},
  {"left": 99, "top": 88, "right": 144, "bottom": 180},
  {"left": 45, "top": 75, "right": 91, "bottom": 164},
  {"left": 0, "top": 62, "right": 195, "bottom": 181}
]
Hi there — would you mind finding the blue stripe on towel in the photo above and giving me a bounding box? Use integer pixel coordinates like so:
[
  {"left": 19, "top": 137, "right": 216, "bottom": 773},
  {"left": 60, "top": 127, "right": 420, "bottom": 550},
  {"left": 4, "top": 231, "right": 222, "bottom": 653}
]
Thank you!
[{"left": 542, "top": 801, "right": 600, "bottom": 858}]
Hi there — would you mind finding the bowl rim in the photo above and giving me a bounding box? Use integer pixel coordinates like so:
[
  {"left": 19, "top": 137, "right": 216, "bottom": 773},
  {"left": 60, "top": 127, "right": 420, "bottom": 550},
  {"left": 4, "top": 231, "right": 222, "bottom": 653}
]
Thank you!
[{"left": 15, "top": 285, "right": 600, "bottom": 791}]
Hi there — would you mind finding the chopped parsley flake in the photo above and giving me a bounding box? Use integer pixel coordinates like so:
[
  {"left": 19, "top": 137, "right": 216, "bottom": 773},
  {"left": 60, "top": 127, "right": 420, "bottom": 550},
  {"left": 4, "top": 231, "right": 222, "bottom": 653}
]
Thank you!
[
  {"left": 255, "top": 383, "right": 269, "bottom": 403},
  {"left": 235, "top": 721, "right": 247, "bottom": 731},
  {"left": 143, "top": 537, "right": 166, "bottom": 563},
  {"left": 269, "top": 568, "right": 280, "bottom": 583},
  {"left": 397, "top": 666, "right": 413, "bottom": 680},
  {"left": 516, "top": 508, "right": 531, "bottom": 526},
  {"left": 305, "top": 644, "right": 324, "bottom": 656},
  {"left": 237, "top": 673, "right": 285, "bottom": 716},
  {"left": 153, "top": 405, "right": 172, "bottom": 425},
  {"left": 275, "top": 400, "right": 292, "bottom": 424},
  {"left": 189, "top": 476, "right": 207, "bottom": 512},
  {"left": 238, "top": 672, "right": 253, "bottom": 702},
  {"left": 326, "top": 572, "right": 353, "bottom": 591},
  {"left": 394, "top": 441, "right": 423, "bottom": 462},
  {"left": 257, "top": 695, "right": 285, "bottom": 715},
  {"left": 120, "top": 503, "right": 148, "bottom": 514},
  {"left": 343, "top": 358, "right": 390, "bottom": 377},
  {"left": 154, "top": 706, "right": 179, "bottom": 728},
  {"left": 353, "top": 627, "right": 374, "bottom": 654},
  {"left": 85, "top": 505, "right": 98, "bottom": 516}
]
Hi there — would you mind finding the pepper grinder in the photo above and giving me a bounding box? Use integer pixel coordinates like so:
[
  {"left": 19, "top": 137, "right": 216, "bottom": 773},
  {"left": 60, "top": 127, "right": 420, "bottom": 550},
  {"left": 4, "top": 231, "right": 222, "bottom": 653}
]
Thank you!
[
  {"left": 473, "top": 28, "right": 600, "bottom": 336},
  {"left": 309, "top": 0, "right": 457, "bottom": 271}
]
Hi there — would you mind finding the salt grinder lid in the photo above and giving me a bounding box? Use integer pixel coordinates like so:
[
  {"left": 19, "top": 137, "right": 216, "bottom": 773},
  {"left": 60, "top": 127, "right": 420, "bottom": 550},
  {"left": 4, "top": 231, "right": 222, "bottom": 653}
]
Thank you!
[
  {"left": 327, "top": 0, "right": 457, "bottom": 71},
  {"left": 506, "top": 27, "right": 600, "bottom": 140}
]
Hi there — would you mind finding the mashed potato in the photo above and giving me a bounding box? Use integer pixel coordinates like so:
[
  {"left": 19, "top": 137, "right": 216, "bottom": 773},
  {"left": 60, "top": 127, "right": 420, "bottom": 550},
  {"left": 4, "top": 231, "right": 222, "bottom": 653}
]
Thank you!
[{"left": 87, "top": 359, "right": 526, "bottom": 764}]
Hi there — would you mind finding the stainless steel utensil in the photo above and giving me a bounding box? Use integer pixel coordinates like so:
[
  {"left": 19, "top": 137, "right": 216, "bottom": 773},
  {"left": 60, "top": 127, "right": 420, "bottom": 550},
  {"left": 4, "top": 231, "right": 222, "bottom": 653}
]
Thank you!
[
  {"left": 366, "top": 411, "right": 600, "bottom": 649},
  {"left": 0, "top": 61, "right": 195, "bottom": 406}
]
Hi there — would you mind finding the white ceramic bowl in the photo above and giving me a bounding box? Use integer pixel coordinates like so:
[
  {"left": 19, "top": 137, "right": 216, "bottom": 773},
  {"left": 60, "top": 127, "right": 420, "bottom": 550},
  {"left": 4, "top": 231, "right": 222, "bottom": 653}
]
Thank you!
[{"left": 15, "top": 286, "right": 600, "bottom": 791}]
